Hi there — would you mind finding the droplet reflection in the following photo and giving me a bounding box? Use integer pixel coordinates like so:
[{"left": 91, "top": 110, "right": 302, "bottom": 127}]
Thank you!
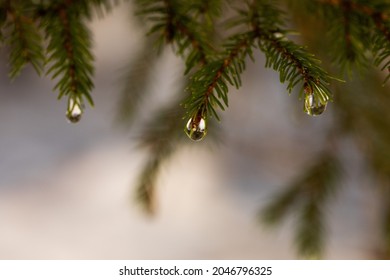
[
  {"left": 66, "top": 97, "right": 83, "bottom": 123},
  {"left": 185, "top": 116, "right": 207, "bottom": 141},
  {"left": 304, "top": 93, "right": 327, "bottom": 116}
]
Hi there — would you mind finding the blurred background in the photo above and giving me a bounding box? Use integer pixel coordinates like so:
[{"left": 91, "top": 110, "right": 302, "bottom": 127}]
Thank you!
[{"left": 0, "top": 1, "right": 387, "bottom": 259}]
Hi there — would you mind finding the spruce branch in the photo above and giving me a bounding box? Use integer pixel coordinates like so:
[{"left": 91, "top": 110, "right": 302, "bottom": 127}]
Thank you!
[
  {"left": 135, "top": 95, "right": 187, "bottom": 213},
  {"left": 261, "top": 184, "right": 301, "bottom": 225},
  {"left": 44, "top": 0, "right": 95, "bottom": 109},
  {"left": 134, "top": 0, "right": 214, "bottom": 73},
  {"left": 1, "top": 0, "right": 390, "bottom": 259},
  {"left": 3, "top": 1, "right": 44, "bottom": 78},
  {"left": 260, "top": 153, "right": 341, "bottom": 258},
  {"left": 326, "top": 68, "right": 390, "bottom": 257},
  {"left": 258, "top": 33, "right": 333, "bottom": 103},
  {"left": 136, "top": 156, "right": 161, "bottom": 214},
  {"left": 185, "top": 0, "right": 335, "bottom": 123},
  {"left": 312, "top": 0, "right": 390, "bottom": 81},
  {"left": 296, "top": 200, "right": 324, "bottom": 259},
  {"left": 333, "top": 72, "right": 390, "bottom": 182},
  {"left": 187, "top": 0, "right": 222, "bottom": 27},
  {"left": 372, "top": 18, "right": 390, "bottom": 84},
  {"left": 338, "top": 0, "right": 370, "bottom": 73},
  {"left": 185, "top": 32, "right": 254, "bottom": 121},
  {"left": 316, "top": 0, "right": 371, "bottom": 69},
  {"left": 250, "top": 0, "right": 335, "bottom": 103},
  {"left": 318, "top": 0, "right": 390, "bottom": 21}
]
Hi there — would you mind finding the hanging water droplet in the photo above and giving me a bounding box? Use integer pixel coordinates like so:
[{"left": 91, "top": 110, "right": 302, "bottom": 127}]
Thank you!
[
  {"left": 303, "top": 83, "right": 327, "bottom": 116},
  {"left": 304, "top": 94, "right": 327, "bottom": 116},
  {"left": 184, "top": 115, "right": 207, "bottom": 141},
  {"left": 66, "top": 97, "right": 83, "bottom": 123}
]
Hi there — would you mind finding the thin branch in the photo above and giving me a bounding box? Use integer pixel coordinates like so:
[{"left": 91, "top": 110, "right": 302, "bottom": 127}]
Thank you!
[{"left": 202, "top": 36, "right": 251, "bottom": 110}]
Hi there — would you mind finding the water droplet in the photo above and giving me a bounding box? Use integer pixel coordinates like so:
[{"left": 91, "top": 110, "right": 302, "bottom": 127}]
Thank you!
[
  {"left": 304, "top": 94, "right": 327, "bottom": 116},
  {"left": 303, "top": 83, "right": 327, "bottom": 116},
  {"left": 185, "top": 115, "right": 207, "bottom": 141},
  {"left": 66, "top": 97, "right": 83, "bottom": 123}
]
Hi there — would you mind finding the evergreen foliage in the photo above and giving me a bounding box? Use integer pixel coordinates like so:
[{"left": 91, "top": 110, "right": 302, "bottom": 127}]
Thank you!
[
  {"left": 261, "top": 154, "right": 340, "bottom": 258},
  {"left": 1, "top": 0, "right": 390, "bottom": 258},
  {"left": 135, "top": 0, "right": 216, "bottom": 72},
  {"left": 294, "top": 0, "right": 390, "bottom": 80},
  {"left": 2, "top": 0, "right": 44, "bottom": 78},
  {"left": 0, "top": 0, "right": 112, "bottom": 112},
  {"left": 134, "top": 95, "right": 186, "bottom": 213},
  {"left": 184, "top": 0, "right": 336, "bottom": 122}
]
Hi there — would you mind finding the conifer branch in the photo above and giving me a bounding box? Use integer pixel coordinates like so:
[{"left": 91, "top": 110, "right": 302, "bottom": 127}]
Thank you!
[
  {"left": 135, "top": 0, "right": 214, "bottom": 73},
  {"left": 185, "top": 0, "right": 334, "bottom": 122},
  {"left": 136, "top": 156, "right": 160, "bottom": 214},
  {"left": 135, "top": 96, "right": 187, "bottom": 213},
  {"left": 316, "top": 0, "right": 390, "bottom": 80},
  {"left": 372, "top": 17, "right": 390, "bottom": 83},
  {"left": 1, "top": 0, "right": 390, "bottom": 259},
  {"left": 188, "top": 0, "right": 222, "bottom": 27},
  {"left": 328, "top": 70, "right": 390, "bottom": 258},
  {"left": 3, "top": 1, "right": 44, "bottom": 78},
  {"left": 258, "top": 32, "right": 332, "bottom": 102},
  {"left": 371, "top": 13, "right": 390, "bottom": 41},
  {"left": 341, "top": 1, "right": 356, "bottom": 62},
  {"left": 252, "top": 0, "right": 334, "bottom": 100},
  {"left": 44, "top": 0, "right": 95, "bottom": 107},
  {"left": 185, "top": 33, "right": 253, "bottom": 121},
  {"left": 318, "top": 0, "right": 389, "bottom": 23},
  {"left": 260, "top": 153, "right": 341, "bottom": 258},
  {"left": 120, "top": 0, "right": 220, "bottom": 125}
]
